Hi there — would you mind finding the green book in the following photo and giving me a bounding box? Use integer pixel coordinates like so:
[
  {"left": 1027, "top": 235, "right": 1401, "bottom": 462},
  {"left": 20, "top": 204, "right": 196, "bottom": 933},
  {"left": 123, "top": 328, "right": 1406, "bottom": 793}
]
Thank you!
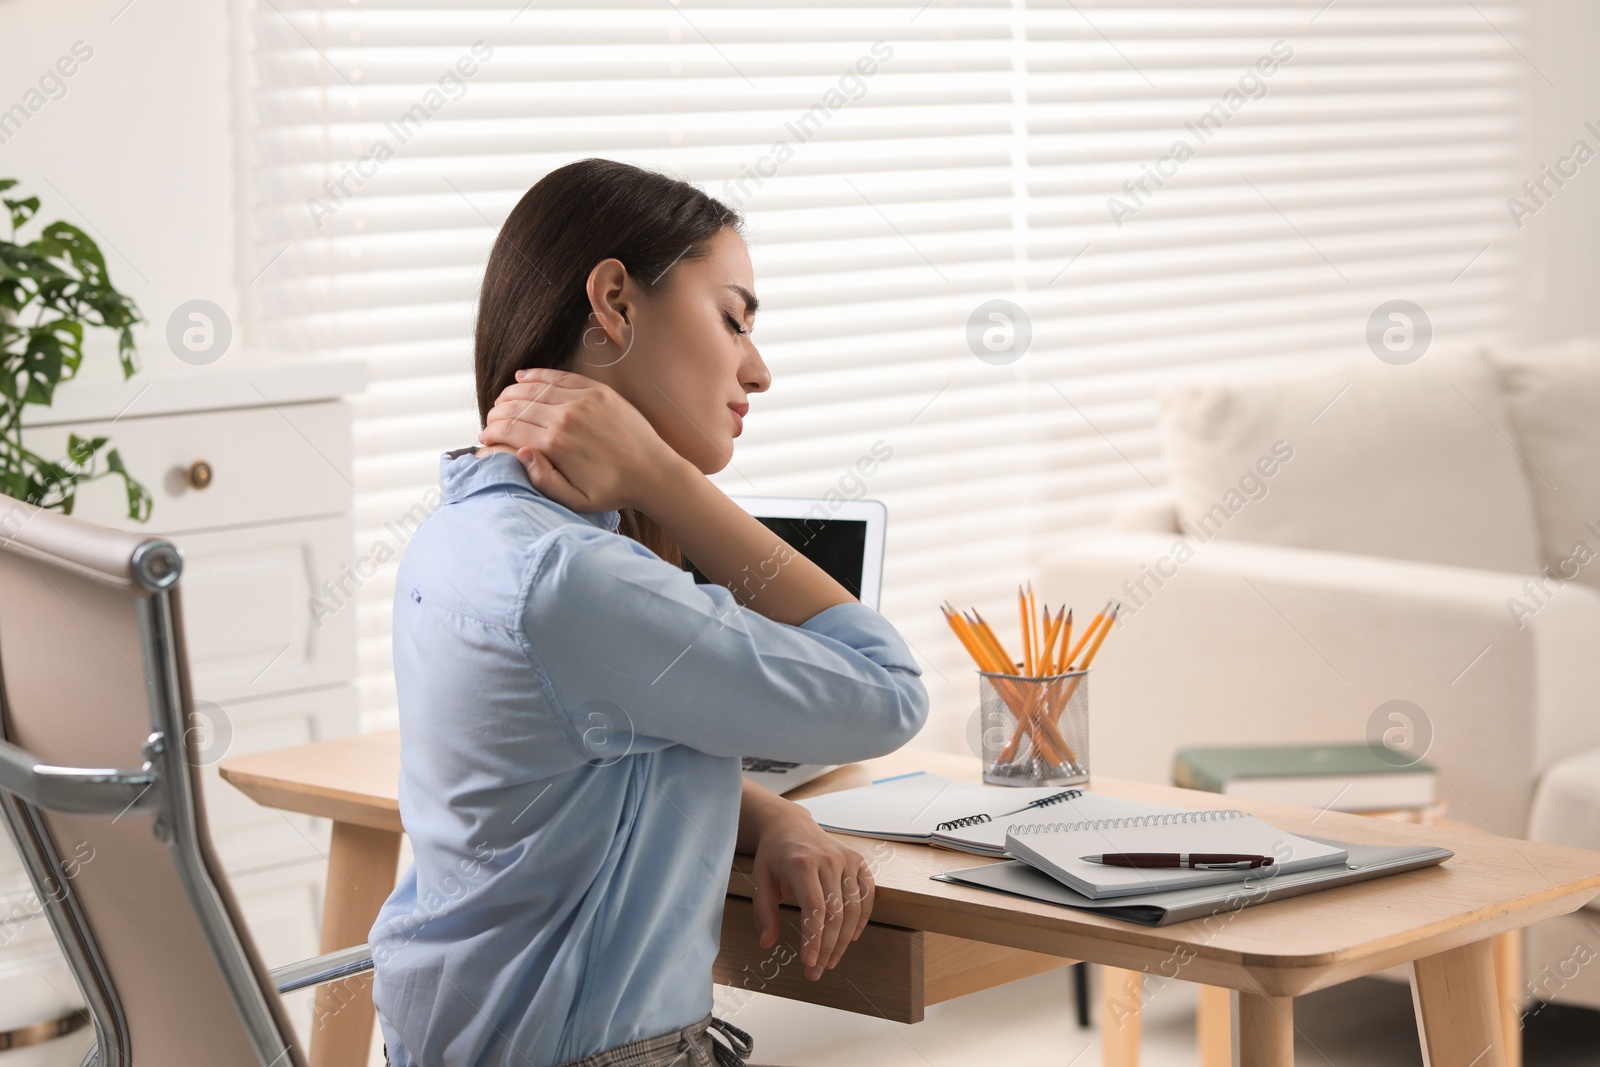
[{"left": 1172, "top": 743, "right": 1436, "bottom": 813}]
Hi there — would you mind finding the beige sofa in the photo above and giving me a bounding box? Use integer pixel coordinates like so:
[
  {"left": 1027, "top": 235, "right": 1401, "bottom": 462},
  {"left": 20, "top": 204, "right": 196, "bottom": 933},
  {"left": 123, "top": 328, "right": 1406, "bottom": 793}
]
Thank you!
[{"left": 1038, "top": 338, "right": 1600, "bottom": 1009}]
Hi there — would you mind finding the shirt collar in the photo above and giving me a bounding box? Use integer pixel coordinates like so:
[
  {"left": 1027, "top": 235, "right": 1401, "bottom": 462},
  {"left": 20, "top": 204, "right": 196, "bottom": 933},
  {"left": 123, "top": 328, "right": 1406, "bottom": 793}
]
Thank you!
[{"left": 438, "top": 448, "right": 622, "bottom": 534}]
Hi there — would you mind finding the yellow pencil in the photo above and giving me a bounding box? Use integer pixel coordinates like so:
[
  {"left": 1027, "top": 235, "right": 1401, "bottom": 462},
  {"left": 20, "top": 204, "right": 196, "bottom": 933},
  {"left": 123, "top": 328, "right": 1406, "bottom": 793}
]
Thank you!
[
  {"left": 1039, "top": 603, "right": 1056, "bottom": 665},
  {"left": 1026, "top": 582, "right": 1042, "bottom": 676},
  {"left": 1055, "top": 609, "right": 1074, "bottom": 674},
  {"left": 1040, "top": 604, "right": 1063, "bottom": 674},
  {"left": 941, "top": 603, "right": 990, "bottom": 666},
  {"left": 1079, "top": 602, "right": 1119, "bottom": 668},
  {"left": 970, "top": 610, "right": 1015, "bottom": 672},
  {"left": 1064, "top": 600, "right": 1112, "bottom": 669},
  {"left": 1048, "top": 602, "right": 1121, "bottom": 726},
  {"left": 973, "top": 609, "right": 1072, "bottom": 763},
  {"left": 946, "top": 604, "right": 1018, "bottom": 680},
  {"left": 1000, "top": 600, "right": 1118, "bottom": 760},
  {"left": 945, "top": 595, "right": 1079, "bottom": 766},
  {"left": 1017, "top": 586, "right": 1034, "bottom": 676}
]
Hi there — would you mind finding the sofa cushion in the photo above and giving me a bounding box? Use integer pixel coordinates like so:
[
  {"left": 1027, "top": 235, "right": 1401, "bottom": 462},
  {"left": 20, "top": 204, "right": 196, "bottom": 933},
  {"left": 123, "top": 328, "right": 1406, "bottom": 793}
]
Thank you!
[
  {"left": 1158, "top": 347, "right": 1543, "bottom": 574},
  {"left": 1489, "top": 336, "right": 1600, "bottom": 596},
  {"left": 1529, "top": 746, "right": 1600, "bottom": 864}
]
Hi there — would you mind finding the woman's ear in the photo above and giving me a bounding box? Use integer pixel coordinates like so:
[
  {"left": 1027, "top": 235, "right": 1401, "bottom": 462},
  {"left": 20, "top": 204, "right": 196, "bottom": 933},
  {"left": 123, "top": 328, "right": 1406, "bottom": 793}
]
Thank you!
[
  {"left": 580, "top": 258, "right": 636, "bottom": 370},
  {"left": 584, "top": 257, "right": 634, "bottom": 345}
]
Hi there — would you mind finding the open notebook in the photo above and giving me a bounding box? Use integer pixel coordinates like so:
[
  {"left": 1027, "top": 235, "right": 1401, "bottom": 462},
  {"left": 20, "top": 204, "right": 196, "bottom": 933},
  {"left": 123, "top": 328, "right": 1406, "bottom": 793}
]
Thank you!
[
  {"left": 796, "top": 772, "right": 1187, "bottom": 857},
  {"left": 1004, "top": 809, "right": 1349, "bottom": 899}
]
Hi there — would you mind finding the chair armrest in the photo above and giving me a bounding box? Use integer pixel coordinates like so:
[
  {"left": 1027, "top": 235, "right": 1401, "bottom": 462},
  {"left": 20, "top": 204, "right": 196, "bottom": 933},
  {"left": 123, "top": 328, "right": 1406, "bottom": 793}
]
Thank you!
[
  {"left": 0, "top": 736, "right": 160, "bottom": 817},
  {"left": 1037, "top": 535, "right": 1600, "bottom": 837},
  {"left": 270, "top": 943, "right": 374, "bottom": 995}
]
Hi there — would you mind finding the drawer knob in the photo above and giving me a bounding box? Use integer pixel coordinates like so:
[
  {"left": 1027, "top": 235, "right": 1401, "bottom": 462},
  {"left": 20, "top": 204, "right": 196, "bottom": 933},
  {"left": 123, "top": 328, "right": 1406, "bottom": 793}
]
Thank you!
[{"left": 186, "top": 460, "right": 214, "bottom": 491}]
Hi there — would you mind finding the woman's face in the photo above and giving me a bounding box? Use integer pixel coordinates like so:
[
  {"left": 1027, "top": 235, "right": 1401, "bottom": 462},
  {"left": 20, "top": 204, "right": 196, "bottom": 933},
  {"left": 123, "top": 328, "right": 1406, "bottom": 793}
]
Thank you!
[{"left": 575, "top": 226, "right": 770, "bottom": 475}]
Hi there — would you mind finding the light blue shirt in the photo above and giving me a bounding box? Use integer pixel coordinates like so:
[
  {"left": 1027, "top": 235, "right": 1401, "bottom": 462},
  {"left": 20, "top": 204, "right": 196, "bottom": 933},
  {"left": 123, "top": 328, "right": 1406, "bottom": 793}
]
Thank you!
[{"left": 370, "top": 450, "right": 928, "bottom": 1067}]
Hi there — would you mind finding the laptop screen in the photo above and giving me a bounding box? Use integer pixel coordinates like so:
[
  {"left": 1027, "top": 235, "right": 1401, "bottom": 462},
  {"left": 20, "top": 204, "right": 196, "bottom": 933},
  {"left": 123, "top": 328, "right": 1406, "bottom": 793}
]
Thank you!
[{"left": 684, "top": 515, "right": 869, "bottom": 606}]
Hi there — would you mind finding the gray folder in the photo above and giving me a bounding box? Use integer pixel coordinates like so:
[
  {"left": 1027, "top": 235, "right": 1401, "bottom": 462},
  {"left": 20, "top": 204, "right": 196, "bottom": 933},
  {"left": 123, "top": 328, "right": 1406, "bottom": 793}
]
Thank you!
[{"left": 932, "top": 837, "right": 1454, "bottom": 926}]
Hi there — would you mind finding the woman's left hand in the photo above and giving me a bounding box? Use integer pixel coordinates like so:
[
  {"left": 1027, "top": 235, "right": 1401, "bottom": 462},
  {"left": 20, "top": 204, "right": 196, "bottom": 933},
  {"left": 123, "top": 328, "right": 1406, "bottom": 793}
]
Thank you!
[{"left": 748, "top": 807, "right": 874, "bottom": 982}]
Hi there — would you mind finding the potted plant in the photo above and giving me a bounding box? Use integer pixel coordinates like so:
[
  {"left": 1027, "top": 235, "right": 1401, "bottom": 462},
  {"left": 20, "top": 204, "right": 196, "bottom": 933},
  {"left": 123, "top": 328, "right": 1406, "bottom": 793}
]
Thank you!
[{"left": 1, "top": 178, "right": 149, "bottom": 520}]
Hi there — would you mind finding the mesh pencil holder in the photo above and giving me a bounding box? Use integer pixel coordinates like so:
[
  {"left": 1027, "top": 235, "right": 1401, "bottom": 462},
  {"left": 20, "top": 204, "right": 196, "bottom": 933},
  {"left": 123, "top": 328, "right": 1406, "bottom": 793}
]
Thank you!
[{"left": 977, "top": 669, "right": 1090, "bottom": 787}]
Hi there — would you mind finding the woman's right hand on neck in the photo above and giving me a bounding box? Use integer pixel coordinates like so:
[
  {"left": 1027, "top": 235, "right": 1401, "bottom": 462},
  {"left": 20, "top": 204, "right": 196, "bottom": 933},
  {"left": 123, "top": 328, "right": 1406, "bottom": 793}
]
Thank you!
[
  {"left": 482, "top": 369, "right": 855, "bottom": 624},
  {"left": 478, "top": 368, "right": 691, "bottom": 515}
]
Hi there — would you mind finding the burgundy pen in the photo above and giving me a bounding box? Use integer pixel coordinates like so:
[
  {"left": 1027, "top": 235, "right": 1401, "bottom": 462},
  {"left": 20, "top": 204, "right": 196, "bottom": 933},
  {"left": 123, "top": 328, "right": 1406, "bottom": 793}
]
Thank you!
[{"left": 1082, "top": 852, "right": 1275, "bottom": 871}]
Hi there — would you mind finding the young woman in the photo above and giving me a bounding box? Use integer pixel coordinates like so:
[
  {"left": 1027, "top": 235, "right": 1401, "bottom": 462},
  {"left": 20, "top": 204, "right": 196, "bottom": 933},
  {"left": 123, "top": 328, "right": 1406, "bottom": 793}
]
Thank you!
[{"left": 368, "top": 159, "right": 929, "bottom": 1067}]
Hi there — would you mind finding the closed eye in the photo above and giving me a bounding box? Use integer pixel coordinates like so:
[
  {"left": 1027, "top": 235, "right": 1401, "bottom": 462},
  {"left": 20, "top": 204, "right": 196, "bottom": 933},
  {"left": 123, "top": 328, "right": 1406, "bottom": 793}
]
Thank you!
[{"left": 723, "top": 311, "right": 750, "bottom": 336}]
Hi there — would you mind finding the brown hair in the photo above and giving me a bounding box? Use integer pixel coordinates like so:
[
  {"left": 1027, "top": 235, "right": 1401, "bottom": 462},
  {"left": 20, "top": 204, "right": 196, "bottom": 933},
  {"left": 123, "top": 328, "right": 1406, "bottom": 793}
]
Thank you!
[{"left": 474, "top": 159, "right": 744, "bottom": 566}]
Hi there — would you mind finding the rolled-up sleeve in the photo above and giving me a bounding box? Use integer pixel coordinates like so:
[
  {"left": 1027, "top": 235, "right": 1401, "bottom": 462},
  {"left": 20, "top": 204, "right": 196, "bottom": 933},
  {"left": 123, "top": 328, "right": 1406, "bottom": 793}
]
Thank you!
[{"left": 516, "top": 525, "right": 929, "bottom": 764}]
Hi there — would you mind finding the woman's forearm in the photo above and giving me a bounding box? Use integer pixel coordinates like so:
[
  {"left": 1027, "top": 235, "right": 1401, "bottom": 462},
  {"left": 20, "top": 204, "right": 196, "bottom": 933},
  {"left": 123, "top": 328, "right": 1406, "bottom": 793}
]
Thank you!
[
  {"left": 736, "top": 777, "right": 803, "bottom": 854},
  {"left": 637, "top": 454, "right": 855, "bottom": 626}
]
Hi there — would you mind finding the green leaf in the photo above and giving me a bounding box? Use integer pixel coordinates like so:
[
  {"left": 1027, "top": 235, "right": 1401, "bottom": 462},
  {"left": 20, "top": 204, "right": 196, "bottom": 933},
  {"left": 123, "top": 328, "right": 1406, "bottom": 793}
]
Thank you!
[
  {"left": 118, "top": 325, "right": 138, "bottom": 378},
  {"left": 104, "top": 448, "right": 152, "bottom": 522},
  {"left": 0, "top": 181, "right": 147, "bottom": 522},
  {"left": 21, "top": 330, "right": 64, "bottom": 405},
  {"left": 66, "top": 433, "right": 108, "bottom": 467},
  {"left": 36, "top": 221, "right": 108, "bottom": 285},
  {"left": 35, "top": 317, "right": 84, "bottom": 378},
  {"left": 3, "top": 196, "right": 39, "bottom": 231},
  {"left": 32, "top": 457, "right": 69, "bottom": 484},
  {"left": 0, "top": 468, "right": 25, "bottom": 500}
]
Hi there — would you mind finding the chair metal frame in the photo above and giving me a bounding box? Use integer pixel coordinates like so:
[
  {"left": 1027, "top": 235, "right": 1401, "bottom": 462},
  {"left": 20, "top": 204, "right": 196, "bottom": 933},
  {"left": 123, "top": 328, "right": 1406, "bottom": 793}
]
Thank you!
[{"left": 0, "top": 531, "right": 374, "bottom": 1066}]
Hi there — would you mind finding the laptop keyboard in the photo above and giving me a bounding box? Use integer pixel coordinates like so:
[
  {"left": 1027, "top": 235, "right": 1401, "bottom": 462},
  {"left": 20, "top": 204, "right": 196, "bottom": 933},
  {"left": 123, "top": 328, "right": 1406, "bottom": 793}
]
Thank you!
[{"left": 741, "top": 757, "right": 802, "bottom": 774}]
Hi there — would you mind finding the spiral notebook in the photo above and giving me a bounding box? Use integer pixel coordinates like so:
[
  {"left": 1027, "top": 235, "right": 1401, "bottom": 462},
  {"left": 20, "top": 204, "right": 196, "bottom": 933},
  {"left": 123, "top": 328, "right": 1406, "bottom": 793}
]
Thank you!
[
  {"left": 1005, "top": 809, "right": 1349, "bottom": 899},
  {"left": 796, "top": 772, "right": 1187, "bottom": 857},
  {"left": 934, "top": 839, "right": 1453, "bottom": 926}
]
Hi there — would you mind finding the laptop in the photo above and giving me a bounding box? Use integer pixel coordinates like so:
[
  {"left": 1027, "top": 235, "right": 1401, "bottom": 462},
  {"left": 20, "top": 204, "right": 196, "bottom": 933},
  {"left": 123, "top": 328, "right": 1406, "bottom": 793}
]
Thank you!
[{"left": 684, "top": 496, "right": 888, "bottom": 795}]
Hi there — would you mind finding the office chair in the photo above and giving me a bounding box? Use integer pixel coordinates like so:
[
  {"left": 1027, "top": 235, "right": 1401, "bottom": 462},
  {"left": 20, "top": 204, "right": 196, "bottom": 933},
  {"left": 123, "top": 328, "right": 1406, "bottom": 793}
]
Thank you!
[{"left": 0, "top": 497, "right": 374, "bottom": 1066}]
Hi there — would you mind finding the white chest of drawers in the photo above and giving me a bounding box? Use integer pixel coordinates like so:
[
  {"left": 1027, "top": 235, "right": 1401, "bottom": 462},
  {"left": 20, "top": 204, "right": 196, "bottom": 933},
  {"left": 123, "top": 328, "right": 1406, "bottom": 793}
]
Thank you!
[{"left": 2, "top": 358, "right": 366, "bottom": 1059}]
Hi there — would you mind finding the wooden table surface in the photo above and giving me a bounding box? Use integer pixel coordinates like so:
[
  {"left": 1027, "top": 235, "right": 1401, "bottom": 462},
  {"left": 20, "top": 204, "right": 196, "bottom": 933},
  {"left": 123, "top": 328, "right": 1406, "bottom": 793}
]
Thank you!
[
  {"left": 772, "top": 752, "right": 1600, "bottom": 998},
  {"left": 224, "top": 728, "right": 403, "bottom": 832},
  {"left": 221, "top": 734, "right": 1600, "bottom": 1067}
]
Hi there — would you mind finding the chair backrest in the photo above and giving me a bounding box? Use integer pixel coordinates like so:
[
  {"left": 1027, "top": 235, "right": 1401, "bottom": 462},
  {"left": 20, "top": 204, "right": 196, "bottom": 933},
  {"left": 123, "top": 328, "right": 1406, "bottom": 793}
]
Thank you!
[{"left": 0, "top": 498, "right": 306, "bottom": 1067}]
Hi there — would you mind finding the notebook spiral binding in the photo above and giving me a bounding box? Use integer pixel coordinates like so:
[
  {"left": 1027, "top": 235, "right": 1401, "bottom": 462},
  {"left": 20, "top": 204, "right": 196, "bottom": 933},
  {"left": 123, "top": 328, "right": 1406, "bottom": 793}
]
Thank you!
[
  {"left": 1006, "top": 808, "right": 1246, "bottom": 837},
  {"left": 1030, "top": 789, "right": 1084, "bottom": 809},
  {"left": 935, "top": 789, "right": 1084, "bottom": 832}
]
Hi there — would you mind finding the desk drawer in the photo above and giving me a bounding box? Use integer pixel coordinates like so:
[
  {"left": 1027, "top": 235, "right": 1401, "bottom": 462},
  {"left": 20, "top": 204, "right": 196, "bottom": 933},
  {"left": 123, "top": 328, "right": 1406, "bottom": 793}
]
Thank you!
[
  {"left": 174, "top": 515, "right": 357, "bottom": 701},
  {"left": 21, "top": 400, "right": 353, "bottom": 533},
  {"left": 712, "top": 896, "right": 1069, "bottom": 1023}
]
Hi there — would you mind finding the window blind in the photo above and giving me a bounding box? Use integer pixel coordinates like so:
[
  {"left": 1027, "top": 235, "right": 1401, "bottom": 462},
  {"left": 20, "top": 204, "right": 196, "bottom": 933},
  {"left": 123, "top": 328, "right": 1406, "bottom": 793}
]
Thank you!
[{"left": 237, "top": 0, "right": 1523, "bottom": 746}]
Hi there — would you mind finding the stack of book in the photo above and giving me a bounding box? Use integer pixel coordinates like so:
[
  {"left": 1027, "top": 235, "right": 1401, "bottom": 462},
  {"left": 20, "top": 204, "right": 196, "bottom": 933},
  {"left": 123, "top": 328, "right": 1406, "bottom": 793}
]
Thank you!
[{"left": 1172, "top": 743, "right": 1443, "bottom": 823}]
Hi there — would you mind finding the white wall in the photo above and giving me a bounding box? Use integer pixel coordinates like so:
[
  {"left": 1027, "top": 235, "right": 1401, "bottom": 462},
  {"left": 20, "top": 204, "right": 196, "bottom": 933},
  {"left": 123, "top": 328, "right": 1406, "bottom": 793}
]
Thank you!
[
  {"left": 1, "top": 4, "right": 250, "bottom": 1052},
  {"left": 1519, "top": 0, "right": 1600, "bottom": 344},
  {"left": 0, "top": 0, "right": 238, "bottom": 383}
]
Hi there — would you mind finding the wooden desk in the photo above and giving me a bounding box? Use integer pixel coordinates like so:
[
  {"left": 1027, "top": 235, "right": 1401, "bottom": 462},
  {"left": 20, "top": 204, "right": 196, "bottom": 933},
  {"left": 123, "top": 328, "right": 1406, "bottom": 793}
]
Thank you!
[
  {"left": 219, "top": 735, "right": 1066, "bottom": 1065},
  {"left": 221, "top": 735, "right": 1600, "bottom": 1067}
]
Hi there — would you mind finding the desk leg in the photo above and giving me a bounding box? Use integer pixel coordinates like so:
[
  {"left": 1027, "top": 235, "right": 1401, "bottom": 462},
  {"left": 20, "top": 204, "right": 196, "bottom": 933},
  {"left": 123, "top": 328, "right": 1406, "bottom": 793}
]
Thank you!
[
  {"left": 309, "top": 822, "right": 402, "bottom": 1067},
  {"left": 1494, "top": 930, "right": 1522, "bottom": 1067},
  {"left": 1236, "top": 993, "right": 1293, "bottom": 1067},
  {"left": 1197, "top": 984, "right": 1232, "bottom": 1067},
  {"left": 1411, "top": 939, "right": 1506, "bottom": 1067},
  {"left": 1098, "top": 966, "right": 1142, "bottom": 1067}
]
